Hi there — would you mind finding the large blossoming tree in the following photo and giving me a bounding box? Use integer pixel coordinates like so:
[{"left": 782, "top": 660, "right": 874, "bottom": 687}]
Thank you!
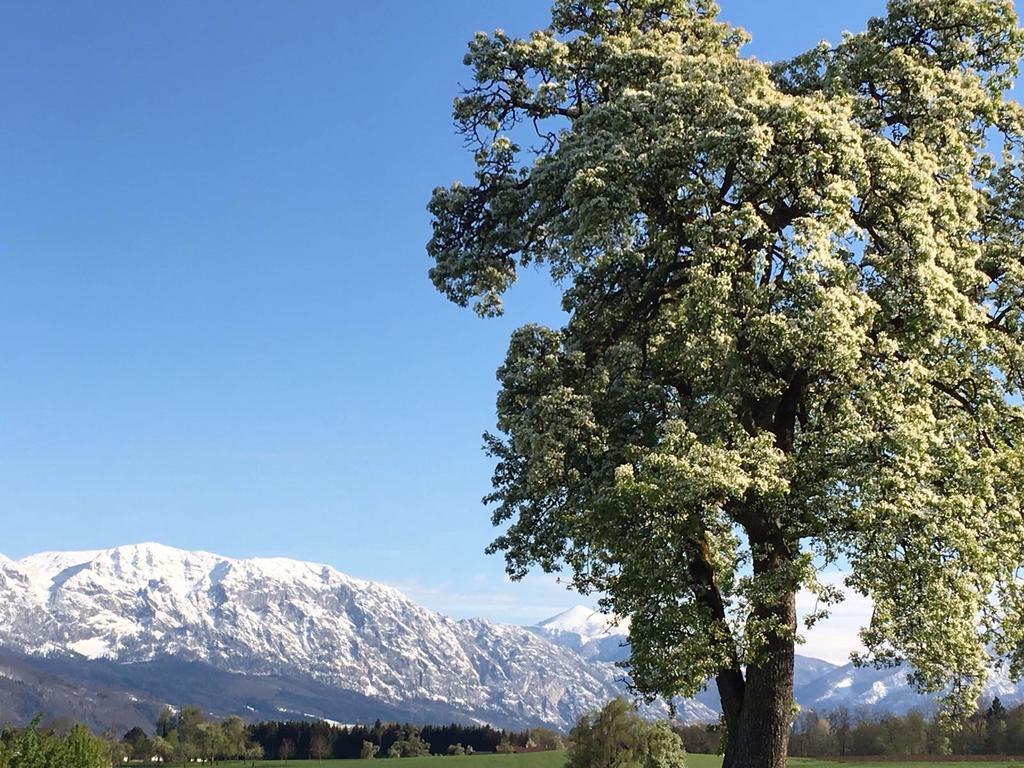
[{"left": 426, "top": 1, "right": 1024, "bottom": 766}]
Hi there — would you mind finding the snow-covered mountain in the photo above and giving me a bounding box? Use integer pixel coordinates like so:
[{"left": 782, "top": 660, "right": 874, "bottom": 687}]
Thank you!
[
  {"left": 2, "top": 542, "right": 1020, "bottom": 732},
  {"left": 795, "top": 658, "right": 1024, "bottom": 714},
  {"left": 530, "top": 605, "right": 630, "bottom": 662},
  {"left": 0, "top": 543, "right": 633, "bottom": 730},
  {"left": 537, "top": 605, "right": 629, "bottom": 644},
  {"left": 530, "top": 606, "right": 1024, "bottom": 717}
]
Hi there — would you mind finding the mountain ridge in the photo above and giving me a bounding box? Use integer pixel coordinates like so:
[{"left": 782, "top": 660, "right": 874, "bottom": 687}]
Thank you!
[
  {"left": 3, "top": 542, "right": 1023, "bottom": 732},
  {"left": 0, "top": 542, "right": 700, "bottom": 729}
]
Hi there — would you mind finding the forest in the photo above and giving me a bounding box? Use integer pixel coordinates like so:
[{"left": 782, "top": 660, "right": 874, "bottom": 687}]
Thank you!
[{"left": 132, "top": 707, "right": 558, "bottom": 762}]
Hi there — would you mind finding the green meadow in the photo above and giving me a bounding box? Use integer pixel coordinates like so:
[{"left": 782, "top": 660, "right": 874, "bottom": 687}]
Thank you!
[
  {"left": 215, "top": 754, "right": 567, "bottom": 768},
  {"left": 212, "top": 753, "right": 1024, "bottom": 768}
]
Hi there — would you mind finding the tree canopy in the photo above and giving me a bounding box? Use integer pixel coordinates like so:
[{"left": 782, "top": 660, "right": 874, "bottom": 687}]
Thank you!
[
  {"left": 428, "top": 0, "right": 1024, "bottom": 764},
  {"left": 567, "top": 698, "right": 686, "bottom": 768},
  {"left": 0, "top": 720, "right": 108, "bottom": 768}
]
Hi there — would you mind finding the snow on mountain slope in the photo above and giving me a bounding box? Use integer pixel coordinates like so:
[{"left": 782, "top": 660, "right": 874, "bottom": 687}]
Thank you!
[
  {"left": 7, "top": 542, "right": 1011, "bottom": 727},
  {"left": 0, "top": 543, "right": 634, "bottom": 729},
  {"left": 18, "top": 549, "right": 104, "bottom": 588},
  {"left": 531, "top": 603, "right": 1024, "bottom": 717},
  {"left": 795, "top": 659, "right": 1024, "bottom": 714},
  {"left": 538, "top": 605, "right": 628, "bottom": 643},
  {"left": 530, "top": 605, "right": 630, "bottom": 663}
]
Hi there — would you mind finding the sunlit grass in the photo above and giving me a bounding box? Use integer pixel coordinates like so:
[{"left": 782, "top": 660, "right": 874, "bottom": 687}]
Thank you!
[{"left": 211, "top": 754, "right": 1024, "bottom": 768}]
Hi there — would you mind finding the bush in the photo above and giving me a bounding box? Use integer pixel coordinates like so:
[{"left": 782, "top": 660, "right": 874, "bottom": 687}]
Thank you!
[
  {"left": 360, "top": 740, "right": 379, "bottom": 759},
  {"left": 567, "top": 699, "right": 686, "bottom": 768},
  {"left": 387, "top": 728, "right": 429, "bottom": 758},
  {"left": 528, "top": 727, "right": 563, "bottom": 751}
]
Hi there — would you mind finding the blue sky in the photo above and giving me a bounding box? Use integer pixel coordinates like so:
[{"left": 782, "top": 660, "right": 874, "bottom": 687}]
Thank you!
[{"left": 1, "top": 0, "right": 889, "bottom": 655}]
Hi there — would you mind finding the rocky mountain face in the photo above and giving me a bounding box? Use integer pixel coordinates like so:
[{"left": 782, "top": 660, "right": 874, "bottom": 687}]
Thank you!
[
  {"left": 2, "top": 544, "right": 1022, "bottom": 733},
  {"left": 0, "top": 543, "right": 630, "bottom": 731}
]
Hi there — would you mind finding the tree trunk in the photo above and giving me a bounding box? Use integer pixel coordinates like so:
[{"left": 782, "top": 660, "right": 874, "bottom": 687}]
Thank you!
[{"left": 719, "top": 588, "right": 797, "bottom": 768}]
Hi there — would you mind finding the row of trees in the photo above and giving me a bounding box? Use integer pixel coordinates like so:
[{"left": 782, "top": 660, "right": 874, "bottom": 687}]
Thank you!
[
  {"left": 27, "top": 696, "right": 1024, "bottom": 765},
  {"left": 245, "top": 718, "right": 556, "bottom": 759},
  {"left": 121, "top": 709, "right": 561, "bottom": 762},
  {"left": 789, "top": 697, "right": 1024, "bottom": 758},
  {"left": 118, "top": 707, "right": 263, "bottom": 764},
  {"left": 671, "top": 697, "right": 1024, "bottom": 758}
]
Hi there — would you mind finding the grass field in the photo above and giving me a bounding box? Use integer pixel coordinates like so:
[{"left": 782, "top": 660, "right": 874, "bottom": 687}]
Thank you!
[
  {"left": 212, "top": 754, "right": 1024, "bottom": 768},
  {"left": 785, "top": 762, "right": 1024, "bottom": 768},
  {"left": 215, "top": 754, "right": 567, "bottom": 768}
]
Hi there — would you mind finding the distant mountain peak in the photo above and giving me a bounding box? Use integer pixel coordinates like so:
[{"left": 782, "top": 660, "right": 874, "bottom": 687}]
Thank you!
[{"left": 537, "top": 605, "right": 628, "bottom": 642}]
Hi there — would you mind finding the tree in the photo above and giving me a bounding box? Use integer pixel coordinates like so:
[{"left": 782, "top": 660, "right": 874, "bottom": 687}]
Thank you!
[
  {"left": 122, "top": 727, "right": 154, "bottom": 762},
  {"left": 826, "top": 707, "right": 851, "bottom": 758},
  {"left": 567, "top": 699, "right": 685, "bottom": 768},
  {"left": 359, "top": 740, "right": 379, "bottom": 759},
  {"left": 66, "top": 724, "right": 110, "bottom": 768},
  {"left": 220, "top": 715, "right": 247, "bottom": 761},
  {"left": 105, "top": 733, "right": 130, "bottom": 768},
  {"left": 310, "top": 732, "right": 330, "bottom": 763},
  {"left": 156, "top": 709, "right": 176, "bottom": 740},
  {"left": 985, "top": 696, "right": 1009, "bottom": 753},
  {"left": 387, "top": 728, "right": 429, "bottom": 758},
  {"left": 528, "top": 727, "right": 563, "bottom": 751},
  {"left": 427, "top": 1, "right": 1024, "bottom": 766},
  {"left": 152, "top": 736, "right": 174, "bottom": 764},
  {"left": 244, "top": 743, "right": 264, "bottom": 766},
  {"left": 174, "top": 706, "right": 204, "bottom": 764},
  {"left": 0, "top": 719, "right": 109, "bottom": 768},
  {"left": 789, "top": 710, "right": 831, "bottom": 757},
  {"left": 672, "top": 722, "right": 721, "bottom": 756},
  {"left": 278, "top": 738, "right": 294, "bottom": 764}
]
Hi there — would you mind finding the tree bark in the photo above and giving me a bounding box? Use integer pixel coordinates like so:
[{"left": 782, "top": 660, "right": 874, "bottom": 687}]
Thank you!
[{"left": 719, "top": 589, "right": 797, "bottom": 768}]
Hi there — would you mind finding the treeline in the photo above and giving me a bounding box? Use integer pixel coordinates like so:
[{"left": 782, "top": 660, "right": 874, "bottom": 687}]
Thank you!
[
  {"left": 121, "top": 707, "right": 564, "bottom": 761},
  {"left": 16, "top": 697, "right": 1024, "bottom": 764},
  {"left": 676, "top": 697, "right": 1024, "bottom": 758},
  {"left": 245, "top": 720, "right": 528, "bottom": 760},
  {"left": 788, "top": 697, "right": 1024, "bottom": 757}
]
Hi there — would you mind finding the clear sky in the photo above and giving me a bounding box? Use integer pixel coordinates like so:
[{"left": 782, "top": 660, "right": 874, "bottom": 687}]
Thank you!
[{"left": 0, "top": 0, "right": 895, "bottom": 662}]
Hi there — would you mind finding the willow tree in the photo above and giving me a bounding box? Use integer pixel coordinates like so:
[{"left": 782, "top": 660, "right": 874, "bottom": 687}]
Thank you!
[{"left": 427, "top": 1, "right": 1024, "bottom": 766}]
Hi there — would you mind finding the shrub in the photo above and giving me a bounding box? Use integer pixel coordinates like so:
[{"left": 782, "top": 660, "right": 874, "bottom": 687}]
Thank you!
[{"left": 567, "top": 699, "right": 685, "bottom": 768}]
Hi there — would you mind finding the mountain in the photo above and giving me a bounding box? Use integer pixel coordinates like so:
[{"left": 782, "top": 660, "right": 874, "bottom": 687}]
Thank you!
[
  {"left": 0, "top": 651, "right": 487, "bottom": 734},
  {"left": 530, "top": 606, "right": 630, "bottom": 662},
  {"left": 536, "top": 606, "right": 629, "bottom": 643},
  {"left": 3, "top": 542, "right": 1018, "bottom": 733},
  {"left": 531, "top": 606, "right": 844, "bottom": 714},
  {"left": 794, "top": 658, "right": 1024, "bottom": 714},
  {"left": 794, "top": 656, "right": 843, "bottom": 690},
  {"left": 530, "top": 605, "right": 1024, "bottom": 717},
  {"left": 0, "top": 543, "right": 636, "bottom": 731}
]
